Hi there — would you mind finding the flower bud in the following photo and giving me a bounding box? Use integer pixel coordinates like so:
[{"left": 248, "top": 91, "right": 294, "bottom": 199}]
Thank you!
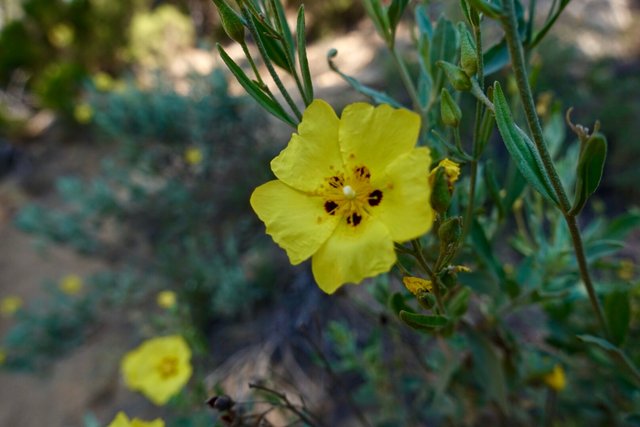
[
  {"left": 440, "top": 88, "right": 462, "bottom": 127},
  {"left": 430, "top": 167, "right": 452, "bottom": 214},
  {"left": 438, "top": 217, "right": 462, "bottom": 264},
  {"left": 437, "top": 60, "right": 472, "bottom": 91},
  {"left": 459, "top": 25, "right": 478, "bottom": 77},
  {"left": 212, "top": 0, "right": 246, "bottom": 44},
  {"left": 569, "top": 132, "right": 607, "bottom": 216}
]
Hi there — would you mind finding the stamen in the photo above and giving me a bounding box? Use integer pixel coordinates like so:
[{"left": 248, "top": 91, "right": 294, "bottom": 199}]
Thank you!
[{"left": 343, "top": 185, "right": 356, "bottom": 199}]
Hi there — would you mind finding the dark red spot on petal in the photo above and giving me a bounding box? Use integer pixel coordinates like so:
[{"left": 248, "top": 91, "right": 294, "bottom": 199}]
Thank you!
[
  {"left": 346, "top": 213, "right": 362, "bottom": 226},
  {"left": 324, "top": 201, "right": 338, "bottom": 215},
  {"left": 368, "top": 190, "right": 383, "bottom": 206},
  {"left": 328, "top": 176, "right": 344, "bottom": 188}
]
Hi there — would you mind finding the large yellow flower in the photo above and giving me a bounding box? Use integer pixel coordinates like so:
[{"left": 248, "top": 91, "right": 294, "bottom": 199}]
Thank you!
[
  {"left": 121, "top": 335, "right": 192, "bottom": 405},
  {"left": 107, "top": 411, "right": 165, "bottom": 427},
  {"left": 251, "top": 99, "right": 433, "bottom": 294}
]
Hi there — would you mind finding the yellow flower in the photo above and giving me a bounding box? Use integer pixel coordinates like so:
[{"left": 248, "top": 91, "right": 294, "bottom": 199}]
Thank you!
[
  {"left": 184, "top": 147, "right": 203, "bottom": 166},
  {"left": 429, "top": 158, "right": 460, "bottom": 187},
  {"left": 121, "top": 335, "right": 192, "bottom": 405},
  {"left": 1, "top": 296, "right": 23, "bottom": 317},
  {"left": 107, "top": 411, "right": 165, "bottom": 427},
  {"left": 0, "top": 349, "right": 6, "bottom": 365},
  {"left": 59, "top": 274, "right": 83, "bottom": 295},
  {"left": 618, "top": 259, "right": 634, "bottom": 281},
  {"left": 74, "top": 103, "right": 93, "bottom": 124},
  {"left": 251, "top": 100, "right": 433, "bottom": 294},
  {"left": 402, "top": 276, "right": 432, "bottom": 297},
  {"left": 156, "top": 291, "right": 177, "bottom": 309},
  {"left": 48, "top": 23, "right": 74, "bottom": 48},
  {"left": 93, "top": 72, "right": 115, "bottom": 91},
  {"left": 543, "top": 364, "right": 566, "bottom": 391}
]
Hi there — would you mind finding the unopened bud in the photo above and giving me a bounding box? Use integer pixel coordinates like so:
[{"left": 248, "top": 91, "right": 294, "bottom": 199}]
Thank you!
[
  {"left": 459, "top": 25, "right": 478, "bottom": 77},
  {"left": 212, "top": 0, "right": 245, "bottom": 43},
  {"left": 440, "top": 88, "right": 462, "bottom": 127},
  {"left": 437, "top": 60, "right": 472, "bottom": 91},
  {"left": 569, "top": 132, "right": 607, "bottom": 216},
  {"left": 430, "top": 167, "right": 452, "bottom": 214}
]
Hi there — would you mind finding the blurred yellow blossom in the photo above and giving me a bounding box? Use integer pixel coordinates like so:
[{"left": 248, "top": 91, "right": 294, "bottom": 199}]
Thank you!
[
  {"left": 0, "top": 349, "right": 6, "bottom": 365},
  {"left": 251, "top": 100, "right": 433, "bottom": 293},
  {"left": 1, "top": 296, "right": 23, "bottom": 317},
  {"left": 48, "top": 23, "right": 74, "bottom": 48},
  {"left": 93, "top": 72, "right": 115, "bottom": 91},
  {"left": 121, "top": 335, "right": 192, "bottom": 405},
  {"left": 543, "top": 364, "right": 566, "bottom": 391},
  {"left": 618, "top": 259, "right": 634, "bottom": 281},
  {"left": 402, "top": 276, "right": 433, "bottom": 297},
  {"left": 74, "top": 103, "right": 94, "bottom": 124},
  {"left": 59, "top": 274, "right": 83, "bottom": 295},
  {"left": 184, "top": 147, "right": 203, "bottom": 166},
  {"left": 107, "top": 411, "right": 164, "bottom": 427},
  {"left": 156, "top": 291, "right": 177, "bottom": 309}
]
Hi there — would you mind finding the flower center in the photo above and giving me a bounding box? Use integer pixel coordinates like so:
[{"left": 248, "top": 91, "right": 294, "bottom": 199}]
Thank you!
[
  {"left": 156, "top": 356, "right": 179, "bottom": 379},
  {"left": 321, "top": 165, "right": 384, "bottom": 227}
]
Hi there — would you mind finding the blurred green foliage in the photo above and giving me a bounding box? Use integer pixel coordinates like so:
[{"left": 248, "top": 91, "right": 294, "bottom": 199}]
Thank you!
[
  {"left": 0, "top": 0, "right": 139, "bottom": 114},
  {"left": 6, "top": 69, "right": 283, "bottom": 369}
]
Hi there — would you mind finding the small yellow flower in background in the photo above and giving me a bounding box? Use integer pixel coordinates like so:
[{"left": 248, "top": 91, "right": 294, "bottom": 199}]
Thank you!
[
  {"left": 93, "top": 72, "right": 115, "bottom": 91},
  {"left": 156, "top": 291, "right": 177, "bottom": 309},
  {"left": 48, "top": 23, "right": 74, "bottom": 48},
  {"left": 429, "top": 158, "right": 460, "bottom": 187},
  {"left": 184, "top": 147, "right": 203, "bottom": 166},
  {"left": 107, "top": 411, "right": 165, "bottom": 427},
  {"left": 402, "top": 276, "right": 433, "bottom": 297},
  {"left": 74, "top": 103, "right": 93, "bottom": 124},
  {"left": 59, "top": 274, "right": 83, "bottom": 296},
  {"left": 618, "top": 259, "right": 635, "bottom": 281},
  {"left": 1, "top": 296, "right": 23, "bottom": 317},
  {"left": 543, "top": 364, "right": 566, "bottom": 391},
  {"left": 0, "top": 348, "right": 6, "bottom": 365},
  {"left": 122, "top": 335, "right": 192, "bottom": 405},
  {"left": 251, "top": 100, "right": 433, "bottom": 294}
]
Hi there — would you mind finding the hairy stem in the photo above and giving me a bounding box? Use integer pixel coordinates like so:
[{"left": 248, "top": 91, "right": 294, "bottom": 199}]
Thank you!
[{"left": 500, "top": 0, "right": 609, "bottom": 338}]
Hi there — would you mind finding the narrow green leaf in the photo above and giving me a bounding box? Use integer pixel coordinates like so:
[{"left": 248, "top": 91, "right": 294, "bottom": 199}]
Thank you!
[
  {"left": 387, "top": 0, "right": 409, "bottom": 31},
  {"left": 577, "top": 334, "right": 640, "bottom": 384},
  {"left": 296, "top": 6, "right": 313, "bottom": 104},
  {"left": 389, "top": 292, "right": 416, "bottom": 316},
  {"left": 415, "top": 5, "right": 433, "bottom": 38},
  {"left": 217, "top": 44, "right": 296, "bottom": 126},
  {"left": 327, "top": 50, "right": 402, "bottom": 107},
  {"left": 467, "top": 332, "right": 509, "bottom": 413},
  {"left": 399, "top": 310, "right": 449, "bottom": 331},
  {"left": 447, "top": 287, "right": 471, "bottom": 318},
  {"left": 269, "top": 0, "right": 295, "bottom": 60},
  {"left": 470, "top": 219, "right": 506, "bottom": 284},
  {"left": 430, "top": 16, "right": 459, "bottom": 69},
  {"left": 250, "top": 14, "right": 291, "bottom": 72},
  {"left": 493, "top": 82, "right": 560, "bottom": 205},
  {"left": 605, "top": 291, "right": 631, "bottom": 346},
  {"left": 466, "top": 0, "right": 503, "bottom": 18},
  {"left": 362, "top": 0, "right": 392, "bottom": 42},
  {"left": 483, "top": 39, "right": 509, "bottom": 75}
]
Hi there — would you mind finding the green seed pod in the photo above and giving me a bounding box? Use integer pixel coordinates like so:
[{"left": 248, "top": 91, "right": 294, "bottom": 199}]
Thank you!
[
  {"left": 440, "top": 88, "right": 462, "bottom": 127},
  {"left": 569, "top": 132, "right": 607, "bottom": 216},
  {"left": 438, "top": 217, "right": 462, "bottom": 265},
  {"left": 430, "top": 167, "right": 452, "bottom": 214},
  {"left": 437, "top": 60, "right": 472, "bottom": 91},
  {"left": 212, "top": 0, "right": 245, "bottom": 43},
  {"left": 459, "top": 24, "right": 478, "bottom": 77}
]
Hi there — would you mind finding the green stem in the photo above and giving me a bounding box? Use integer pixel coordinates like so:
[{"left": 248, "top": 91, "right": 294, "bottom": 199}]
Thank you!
[
  {"left": 500, "top": 0, "right": 609, "bottom": 339},
  {"left": 411, "top": 240, "right": 447, "bottom": 315},
  {"left": 566, "top": 215, "right": 609, "bottom": 338}
]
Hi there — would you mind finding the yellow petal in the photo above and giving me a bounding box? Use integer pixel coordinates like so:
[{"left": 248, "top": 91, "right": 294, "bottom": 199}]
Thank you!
[
  {"left": 107, "top": 412, "right": 131, "bottom": 427},
  {"left": 311, "top": 217, "right": 396, "bottom": 294},
  {"left": 338, "top": 103, "right": 420, "bottom": 177},
  {"left": 250, "top": 180, "right": 339, "bottom": 265},
  {"left": 372, "top": 147, "right": 433, "bottom": 242},
  {"left": 271, "top": 99, "right": 343, "bottom": 192}
]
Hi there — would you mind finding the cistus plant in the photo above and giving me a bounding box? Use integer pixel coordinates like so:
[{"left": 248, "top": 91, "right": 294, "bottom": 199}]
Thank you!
[{"left": 212, "top": 0, "right": 640, "bottom": 425}]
